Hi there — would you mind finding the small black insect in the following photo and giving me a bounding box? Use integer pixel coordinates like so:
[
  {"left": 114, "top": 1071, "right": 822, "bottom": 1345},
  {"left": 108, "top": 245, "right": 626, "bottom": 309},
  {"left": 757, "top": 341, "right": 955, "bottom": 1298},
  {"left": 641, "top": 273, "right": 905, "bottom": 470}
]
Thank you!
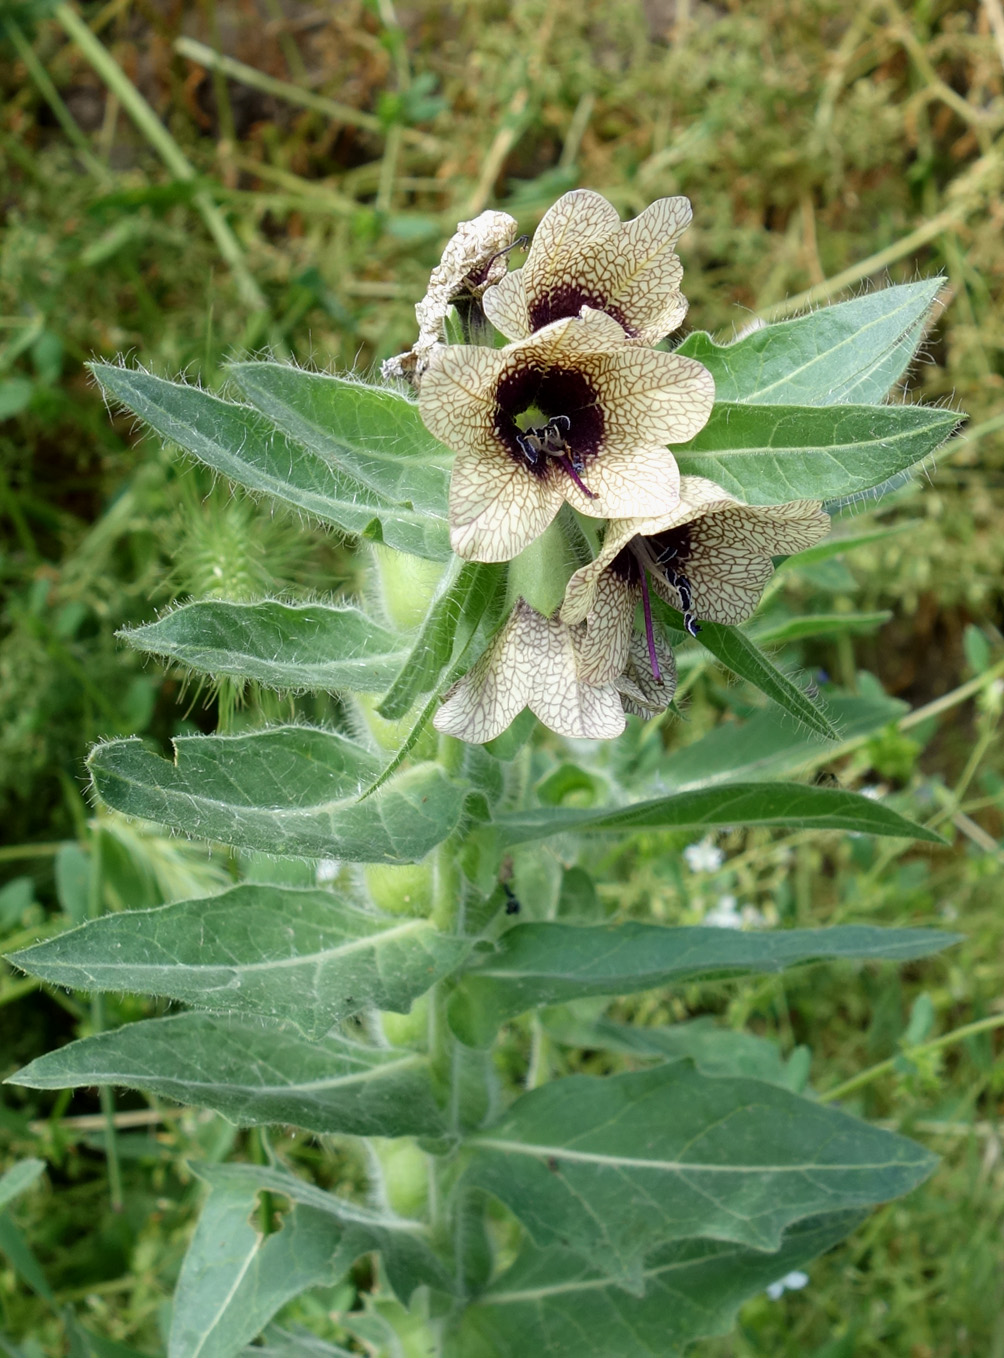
[{"left": 502, "top": 882, "right": 521, "bottom": 915}]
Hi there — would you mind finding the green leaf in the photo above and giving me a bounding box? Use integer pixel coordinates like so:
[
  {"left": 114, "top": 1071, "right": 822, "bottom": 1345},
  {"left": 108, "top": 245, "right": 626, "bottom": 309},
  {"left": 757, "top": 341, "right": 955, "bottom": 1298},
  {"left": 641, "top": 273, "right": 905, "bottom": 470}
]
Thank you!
[
  {"left": 676, "top": 279, "right": 943, "bottom": 405},
  {"left": 674, "top": 402, "right": 960, "bottom": 503},
  {"left": 7, "top": 1013, "right": 445, "bottom": 1137},
  {"left": 9, "top": 884, "right": 469, "bottom": 1039},
  {"left": 88, "top": 364, "right": 451, "bottom": 560},
  {"left": 552, "top": 1016, "right": 801, "bottom": 1089},
  {"left": 88, "top": 727, "right": 466, "bottom": 863},
  {"left": 658, "top": 691, "right": 907, "bottom": 790},
  {"left": 192, "top": 1163, "right": 451, "bottom": 1306},
  {"left": 464, "top": 1064, "right": 936, "bottom": 1289},
  {"left": 227, "top": 361, "right": 450, "bottom": 526},
  {"left": 491, "top": 781, "right": 945, "bottom": 849},
  {"left": 751, "top": 610, "right": 892, "bottom": 644},
  {"left": 169, "top": 1167, "right": 344, "bottom": 1358},
  {"left": 376, "top": 560, "right": 502, "bottom": 721},
  {"left": 0, "top": 1213, "right": 54, "bottom": 1302},
  {"left": 448, "top": 921, "right": 958, "bottom": 1046},
  {"left": 241, "top": 1330, "right": 355, "bottom": 1358},
  {"left": 0, "top": 1159, "right": 45, "bottom": 1210},
  {"left": 445, "top": 1212, "right": 865, "bottom": 1358},
  {"left": 120, "top": 601, "right": 408, "bottom": 693},
  {"left": 694, "top": 620, "right": 838, "bottom": 740}
]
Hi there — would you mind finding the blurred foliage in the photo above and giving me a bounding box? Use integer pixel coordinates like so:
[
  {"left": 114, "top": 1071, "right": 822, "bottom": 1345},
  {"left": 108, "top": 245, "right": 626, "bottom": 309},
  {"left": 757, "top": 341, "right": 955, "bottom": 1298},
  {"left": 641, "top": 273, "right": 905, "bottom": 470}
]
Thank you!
[{"left": 1, "top": 0, "right": 1002, "bottom": 1353}]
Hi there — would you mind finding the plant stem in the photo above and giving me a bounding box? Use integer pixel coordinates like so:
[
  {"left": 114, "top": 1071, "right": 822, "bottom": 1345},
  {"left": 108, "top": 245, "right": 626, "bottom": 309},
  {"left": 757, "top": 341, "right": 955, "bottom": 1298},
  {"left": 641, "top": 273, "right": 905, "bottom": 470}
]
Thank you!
[
  {"left": 819, "top": 1013, "right": 1004, "bottom": 1104},
  {"left": 54, "top": 4, "right": 267, "bottom": 313}
]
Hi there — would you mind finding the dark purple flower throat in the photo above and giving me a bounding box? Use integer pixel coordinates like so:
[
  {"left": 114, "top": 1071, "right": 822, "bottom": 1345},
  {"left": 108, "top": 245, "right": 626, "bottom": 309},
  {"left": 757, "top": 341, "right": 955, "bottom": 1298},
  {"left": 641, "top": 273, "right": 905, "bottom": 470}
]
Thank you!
[{"left": 494, "top": 363, "right": 604, "bottom": 499}]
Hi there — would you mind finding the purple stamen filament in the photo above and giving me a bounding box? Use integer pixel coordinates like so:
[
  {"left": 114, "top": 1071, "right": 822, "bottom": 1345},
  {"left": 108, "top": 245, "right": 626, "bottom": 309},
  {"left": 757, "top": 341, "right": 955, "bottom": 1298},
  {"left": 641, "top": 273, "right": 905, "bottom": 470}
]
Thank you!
[
  {"left": 559, "top": 455, "right": 598, "bottom": 500},
  {"left": 638, "top": 567, "right": 661, "bottom": 681}
]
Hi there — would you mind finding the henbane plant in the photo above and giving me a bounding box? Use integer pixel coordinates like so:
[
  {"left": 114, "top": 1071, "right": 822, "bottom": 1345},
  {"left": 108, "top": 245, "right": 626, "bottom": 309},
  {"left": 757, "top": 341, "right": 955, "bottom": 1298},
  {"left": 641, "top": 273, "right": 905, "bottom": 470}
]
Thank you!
[{"left": 7, "top": 191, "right": 963, "bottom": 1356}]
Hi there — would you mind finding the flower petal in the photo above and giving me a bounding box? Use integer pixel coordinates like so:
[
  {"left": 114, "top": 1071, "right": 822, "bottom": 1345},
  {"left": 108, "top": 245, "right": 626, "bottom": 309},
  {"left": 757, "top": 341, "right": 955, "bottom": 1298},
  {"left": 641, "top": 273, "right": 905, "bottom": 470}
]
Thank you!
[
  {"left": 583, "top": 346, "right": 716, "bottom": 448},
  {"left": 482, "top": 269, "right": 531, "bottom": 342},
  {"left": 419, "top": 343, "right": 501, "bottom": 450},
  {"left": 575, "top": 568, "right": 637, "bottom": 684},
  {"left": 483, "top": 192, "right": 694, "bottom": 346},
  {"left": 560, "top": 519, "right": 641, "bottom": 625},
  {"left": 433, "top": 603, "right": 537, "bottom": 743},
  {"left": 558, "top": 196, "right": 693, "bottom": 344},
  {"left": 637, "top": 481, "right": 830, "bottom": 624},
  {"left": 434, "top": 600, "right": 626, "bottom": 743},
  {"left": 617, "top": 632, "right": 678, "bottom": 718},
  {"left": 518, "top": 190, "right": 623, "bottom": 315},
  {"left": 565, "top": 442, "right": 681, "bottom": 520},
  {"left": 529, "top": 618, "right": 626, "bottom": 739},
  {"left": 482, "top": 191, "right": 623, "bottom": 341},
  {"left": 449, "top": 441, "right": 564, "bottom": 562}
]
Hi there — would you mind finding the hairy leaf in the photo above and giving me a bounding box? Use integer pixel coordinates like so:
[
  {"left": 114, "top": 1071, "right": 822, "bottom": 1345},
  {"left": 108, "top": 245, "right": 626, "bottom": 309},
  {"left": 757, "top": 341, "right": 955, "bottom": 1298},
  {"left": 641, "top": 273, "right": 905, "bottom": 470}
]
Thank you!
[
  {"left": 445, "top": 1212, "right": 865, "bottom": 1358},
  {"left": 377, "top": 560, "right": 503, "bottom": 721},
  {"left": 464, "top": 1064, "right": 936, "bottom": 1289},
  {"left": 694, "top": 619, "right": 838, "bottom": 740},
  {"left": 676, "top": 278, "right": 943, "bottom": 405},
  {"left": 89, "top": 364, "right": 451, "bottom": 560},
  {"left": 448, "top": 921, "right": 958, "bottom": 1046},
  {"left": 9, "top": 884, "right": 469, "bottom": 1038},
  {"left": 169, "top": 1168, "right": 344, "bottom": 1358},
  {"left": 227, "top": 361, "right": 450, "bottom": 523},
  {"left": 121, "top": 601, "right": 408, "bottom": 693},
  {"left": 0, "top": 1160, "right": 45, "bottom": 1210},
  {"left": 189, "top": 1163, "right": 451, "bottom": 1309},
  {"left": 7, "top": 1013, "right": 445, "bottom": 1136},
  {"left": 491, "top": 782, "right": 944, "bottom": 848},
  {"left": 658, "top": 690, "right": 907, "bottom": 789},
  {"left": 674, "top": 401, "right": 960, "bottom": 503},
  {"left": 88, "top": 728, "right": 466, "bottom": 862}
]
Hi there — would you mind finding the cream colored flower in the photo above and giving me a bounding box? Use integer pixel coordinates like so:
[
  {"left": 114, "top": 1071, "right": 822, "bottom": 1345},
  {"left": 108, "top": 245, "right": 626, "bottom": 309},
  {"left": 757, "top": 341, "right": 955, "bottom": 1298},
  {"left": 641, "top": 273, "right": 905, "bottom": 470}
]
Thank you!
[
  {"left": 433, "top": 599, "right": 626, "bottom": 743},
  {"left": 419, "top": 308, "right": 714, "bottom": 563},
  {"left": 381, "top": 210, "right": 519, "bottom": 384},
  {"left": 561, "top": 477, "right": 830, "bottom": 683},
  {"left": 615, "top": 631, "right": 678, "bottom": 719},
  {"left": 482, "top": 189, "right": 692, "bottom": 345}
]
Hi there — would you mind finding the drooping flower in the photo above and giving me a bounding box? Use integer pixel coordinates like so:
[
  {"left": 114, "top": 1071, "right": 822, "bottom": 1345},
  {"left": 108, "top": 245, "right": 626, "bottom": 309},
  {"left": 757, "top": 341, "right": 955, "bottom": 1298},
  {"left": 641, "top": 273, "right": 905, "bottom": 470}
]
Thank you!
[
  {"left": 482, "top": 189, "right": 693, "bottom": 346},
  {"left": 561, "top": 477, "right": 830, "bottom": 683},
  {"left": 419, "top": 308, "right": 714, "bottom": 562},
  {"left": 381, "top": 209, "right": 519, "bottom": 385},
  {"left": 433, "top": 598, "right": 627, "bottom": 743}
]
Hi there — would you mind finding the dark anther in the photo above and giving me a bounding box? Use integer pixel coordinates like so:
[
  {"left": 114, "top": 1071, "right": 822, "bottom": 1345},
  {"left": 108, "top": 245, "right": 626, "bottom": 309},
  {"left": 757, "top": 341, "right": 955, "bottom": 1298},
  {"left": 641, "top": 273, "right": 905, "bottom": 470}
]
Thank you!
[{"left": 662, "top": 564, "right": 700, "bottom": 637}]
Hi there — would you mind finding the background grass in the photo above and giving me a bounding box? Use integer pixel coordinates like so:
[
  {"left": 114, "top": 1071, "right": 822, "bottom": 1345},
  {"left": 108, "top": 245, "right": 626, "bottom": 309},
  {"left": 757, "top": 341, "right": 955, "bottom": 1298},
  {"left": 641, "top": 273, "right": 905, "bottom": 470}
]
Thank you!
[{"left": 1, "top": 0, "right": 1002, "bottom": 1353}]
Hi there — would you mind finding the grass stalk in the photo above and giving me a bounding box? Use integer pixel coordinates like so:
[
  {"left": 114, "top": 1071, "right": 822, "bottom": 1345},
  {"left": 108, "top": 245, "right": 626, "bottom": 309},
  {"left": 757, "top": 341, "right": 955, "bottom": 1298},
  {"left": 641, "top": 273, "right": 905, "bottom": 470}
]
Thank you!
[
  {"left": 2, "top": 16, "right": 111, "bottom": 180},
  {"left": 820, "top": 1013, "right": 1004, "bottom": 1103},
  {"left": 54, "top": 3, "right": 267, "bottom": 312},
  {"left": 173, "top": 36, "right": 442, "bottom": 154}
]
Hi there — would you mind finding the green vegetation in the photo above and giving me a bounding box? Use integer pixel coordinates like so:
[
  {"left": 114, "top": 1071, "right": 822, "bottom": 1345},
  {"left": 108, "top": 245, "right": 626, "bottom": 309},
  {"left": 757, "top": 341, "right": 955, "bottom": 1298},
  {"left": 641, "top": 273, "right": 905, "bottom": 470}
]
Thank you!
[{"left": 1, "top": 2, "right": 1001, "bottom": 1354}]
